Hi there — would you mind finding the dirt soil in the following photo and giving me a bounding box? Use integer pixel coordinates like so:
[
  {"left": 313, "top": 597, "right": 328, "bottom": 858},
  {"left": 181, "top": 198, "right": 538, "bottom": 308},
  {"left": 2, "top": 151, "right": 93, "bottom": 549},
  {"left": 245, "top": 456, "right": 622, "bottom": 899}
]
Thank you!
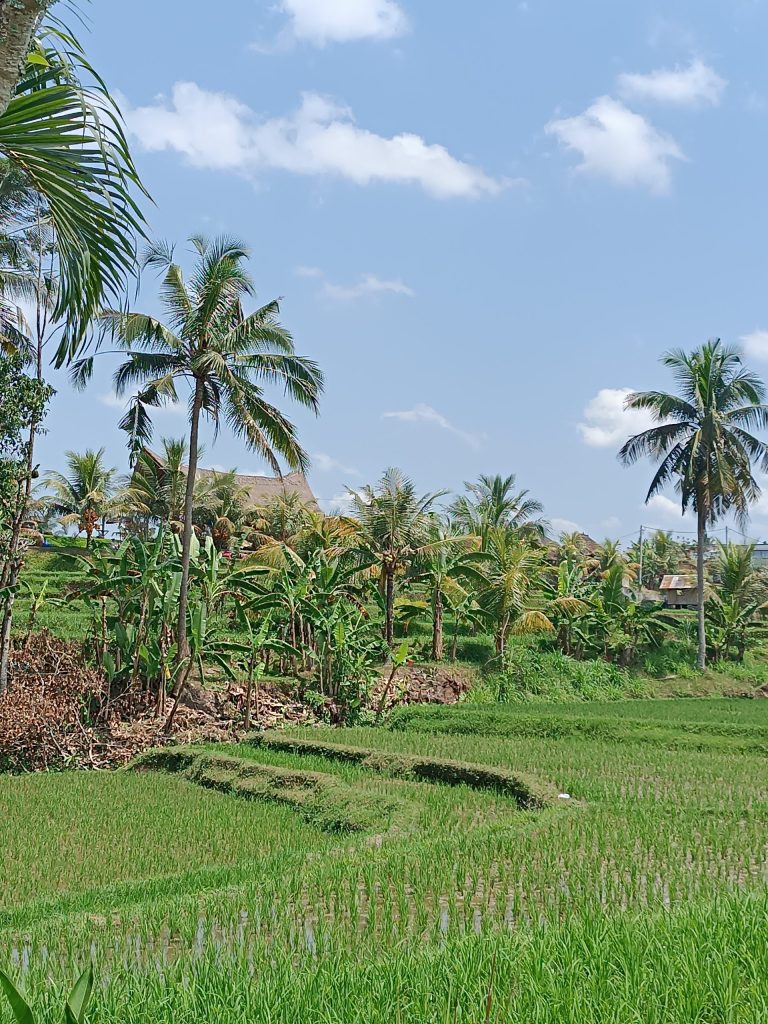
[{"left": 1, "top": 638, "right": 476, "bottom": 772}]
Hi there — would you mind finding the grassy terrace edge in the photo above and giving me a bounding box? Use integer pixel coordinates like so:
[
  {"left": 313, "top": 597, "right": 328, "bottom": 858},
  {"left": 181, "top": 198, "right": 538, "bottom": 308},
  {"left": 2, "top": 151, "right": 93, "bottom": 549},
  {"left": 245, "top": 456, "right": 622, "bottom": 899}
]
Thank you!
[
  {"left": 244, "top": 732, "right": 559, "bottom": 808},
  {"left": 131, "top": 748, "right": 402, "bottom": 833}
]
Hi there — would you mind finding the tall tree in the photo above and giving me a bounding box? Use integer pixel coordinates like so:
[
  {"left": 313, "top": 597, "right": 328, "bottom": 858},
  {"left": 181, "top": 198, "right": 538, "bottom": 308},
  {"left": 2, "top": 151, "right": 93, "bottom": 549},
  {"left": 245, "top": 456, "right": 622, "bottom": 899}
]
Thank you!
[
  {"left": 0, "top": 351, "right": 51, "bottom": 690},
  {"left": 0, "top": 11, "right": 147, "bottom": 353},
  {"left": 409, "top": 519, "right": 484, "bottom": 661},
  {"left": 477, "top": 528, "right": 553, "bottom": 655},
  {"left": 450, "top": 473, "right": 547, "bottom": 546},
  {"left": 44, "top": 448, "right": 117, "bottom": 547},
  {"left": 619, "top": 340, "right": 768, "bottom": 669},
  {"left": 349, "top": 468, "right": 444, "bottom": 647},
  {"left": 124, "top": 439, "right": 189, "bottom": 534},
  {"left": 94, "top": 235, "right": 323, "bottom": 663}
]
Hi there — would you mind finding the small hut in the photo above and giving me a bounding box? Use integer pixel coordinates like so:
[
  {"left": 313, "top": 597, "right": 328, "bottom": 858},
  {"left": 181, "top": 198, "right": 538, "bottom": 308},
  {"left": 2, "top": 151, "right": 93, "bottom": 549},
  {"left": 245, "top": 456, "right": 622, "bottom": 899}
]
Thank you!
[{"left": 659, "top": 574, "right": 699, "bottom": 609}]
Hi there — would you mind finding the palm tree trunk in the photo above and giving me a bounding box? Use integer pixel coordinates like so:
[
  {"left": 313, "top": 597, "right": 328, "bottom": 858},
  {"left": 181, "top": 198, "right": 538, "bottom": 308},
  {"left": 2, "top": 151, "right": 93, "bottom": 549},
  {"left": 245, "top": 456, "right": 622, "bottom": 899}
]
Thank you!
[
  {"left": 431, "top": 584, "right": 444, "bottom": 662},
  {"left": 0, "top": 0, "right": 49, "bottom": 117},
  {"left": 385, "top": 568, "right": 395, "bottom": 648},
  {"left": 175, "top": 379, "right": 204, "bottom": 667},
  {"left": 696, "top": 501, "right": 707, "bottom": 671}
]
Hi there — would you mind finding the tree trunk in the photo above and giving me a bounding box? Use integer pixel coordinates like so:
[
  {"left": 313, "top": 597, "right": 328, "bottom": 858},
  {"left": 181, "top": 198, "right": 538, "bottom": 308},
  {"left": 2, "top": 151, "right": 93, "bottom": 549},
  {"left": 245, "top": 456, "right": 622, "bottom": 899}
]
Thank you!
[
  {"left": 431, "top": 584, "right": 443, "bottom": 662},
  {"left": 175, "top": 379, "right": 204, "bottom": 668},
  {"left": 450, "top": 622, "right": 458, "bottom": 662},
  {"left": 0, "top": 469, "right": 30, "bottom": 692},
  {"left": 385, "top": 567, "right": 395, "bottom": 648},
  {"left": 696, "top": 500, "right": 707, "bottom": 671},
  {"left": 244, "top": 653, "right": 254, "bottom": 731},
  {"left": 0, "top": 0, "right": 48, "bottom": 117}
]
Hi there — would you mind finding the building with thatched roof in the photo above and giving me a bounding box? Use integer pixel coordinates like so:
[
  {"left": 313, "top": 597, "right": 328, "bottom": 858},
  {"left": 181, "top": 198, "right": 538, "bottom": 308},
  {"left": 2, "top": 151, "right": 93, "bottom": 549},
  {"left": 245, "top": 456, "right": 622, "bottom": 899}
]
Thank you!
[
  {"left": 192, "top": 466, "right": 317, "bottom": 509},
  {"left": 136, "top": 448, "right": 317, "bottom": 510}
]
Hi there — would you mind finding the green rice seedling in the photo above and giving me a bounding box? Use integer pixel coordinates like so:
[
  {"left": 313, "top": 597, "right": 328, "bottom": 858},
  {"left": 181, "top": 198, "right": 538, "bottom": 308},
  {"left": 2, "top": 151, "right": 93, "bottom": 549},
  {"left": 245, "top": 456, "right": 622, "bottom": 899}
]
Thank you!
[{"left": 2, "top": 699, "right": 768, "bottom": 1021}]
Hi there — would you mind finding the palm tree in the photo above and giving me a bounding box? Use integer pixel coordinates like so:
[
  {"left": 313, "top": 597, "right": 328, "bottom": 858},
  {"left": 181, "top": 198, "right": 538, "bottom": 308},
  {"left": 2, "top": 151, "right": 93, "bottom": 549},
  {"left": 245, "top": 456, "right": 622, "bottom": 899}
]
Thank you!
[
  {"left": 123, "top": 438, "right": 189, "bottom": 535},
  {"left": 349, "top": 468, "right": 445, "bottom": 648},
  {"left": 193, "top": 469, "right": 252, "bottom": 550},
  {"left": 94, "top": 235, "right": 323, "bottom": 663},
  {"left": 711, "top": 541, "right": 764, "bottom": 606},
  {"left": 409, "top": 520, "right": 485, "bottom": 661},
  {"left": 44, "top": 448, "right": 117, "bottom": 547},
  {"left": 450, "top": 473, "right": 547, "bottom": 546},
  {"left": 477, "top": 528, "right": 554, "bottom": 655},
  {"left": 619, "top": 340, "right": 768, "bottom": 669},
  {"left": 0, "top": 12, "right": 147, "bottom": 354}
]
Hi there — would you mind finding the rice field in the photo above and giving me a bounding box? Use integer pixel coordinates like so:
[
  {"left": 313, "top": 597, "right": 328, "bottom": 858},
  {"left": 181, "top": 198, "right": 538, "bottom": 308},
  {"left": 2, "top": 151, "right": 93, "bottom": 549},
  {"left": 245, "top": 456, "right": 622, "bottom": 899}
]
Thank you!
[{"left": 2, "top": 698, "right": 767, "bottom": 1022}]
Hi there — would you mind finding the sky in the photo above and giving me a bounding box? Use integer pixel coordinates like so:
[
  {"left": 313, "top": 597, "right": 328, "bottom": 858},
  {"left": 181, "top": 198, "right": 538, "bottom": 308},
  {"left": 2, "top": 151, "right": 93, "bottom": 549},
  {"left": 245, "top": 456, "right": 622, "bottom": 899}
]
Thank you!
[{"left": 34, "top": 0, "right": 768, "bottom": 543}]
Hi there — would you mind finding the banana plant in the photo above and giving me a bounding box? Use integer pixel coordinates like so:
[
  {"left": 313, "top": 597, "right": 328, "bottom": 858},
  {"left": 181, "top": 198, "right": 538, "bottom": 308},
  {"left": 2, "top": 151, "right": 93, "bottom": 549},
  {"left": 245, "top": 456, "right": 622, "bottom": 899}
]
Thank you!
[
  {"left": 0, "top": 966, "right": 93, "bottom": 1024},
  {"left": 208, "top": 610, "right": 297, "bottom": 729}
]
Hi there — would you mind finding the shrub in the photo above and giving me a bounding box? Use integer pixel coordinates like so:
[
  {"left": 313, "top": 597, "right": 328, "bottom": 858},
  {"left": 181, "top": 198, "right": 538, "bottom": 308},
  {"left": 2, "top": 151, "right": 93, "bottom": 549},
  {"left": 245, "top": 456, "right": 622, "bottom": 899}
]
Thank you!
[{"left": 469, "top": 638, "right": 646, "bottom": 704}]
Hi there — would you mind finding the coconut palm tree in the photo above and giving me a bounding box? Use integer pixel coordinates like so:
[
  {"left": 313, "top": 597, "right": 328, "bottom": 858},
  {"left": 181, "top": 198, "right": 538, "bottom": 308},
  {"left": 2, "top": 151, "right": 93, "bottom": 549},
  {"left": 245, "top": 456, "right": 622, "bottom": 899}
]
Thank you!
[
  {"left": 123, "top": 438, "right": 189, "bottom": 535},
  {"left": 409, "top": 520, "right": 485, "bottom": 661},
  {"left": 94, "top": 235, "right": 323, "bottom": 663},
  {"left": 193, "top": 469, "right": 252, "bottom": 551},
  {"left": 619, "top": 340, "right": 768, "bottom": 669},
  {"left": 0, "top": 12, "right": 146, "bottom": 354},
  {"left": 349, "top": 468, "right": 445, "bottom": 648},
  {"left": 450, "top": 473, "right": 547, "bottom": 546},
  {"left": 44, "top": 448, "right": 117, "bottom": 547},
  {"left": 477, "top": 528, "right": 553, "bottom": 656}
]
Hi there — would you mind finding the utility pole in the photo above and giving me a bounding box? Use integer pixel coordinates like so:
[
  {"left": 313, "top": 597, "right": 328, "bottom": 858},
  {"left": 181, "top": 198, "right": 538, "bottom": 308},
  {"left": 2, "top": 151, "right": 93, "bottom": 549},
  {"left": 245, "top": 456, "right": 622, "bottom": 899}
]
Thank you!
[
  {"left": 638, "top": 524, "right": 644, "bottom": 596},
  {"left": 725, "top": 526, "right": 729, "bottom": 547}
]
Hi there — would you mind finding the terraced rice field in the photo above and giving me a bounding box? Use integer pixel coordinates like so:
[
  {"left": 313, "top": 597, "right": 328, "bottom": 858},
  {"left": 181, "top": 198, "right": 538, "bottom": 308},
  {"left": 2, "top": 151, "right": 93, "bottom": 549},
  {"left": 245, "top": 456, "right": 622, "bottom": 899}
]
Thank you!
[{"left": 1, "top": 698, "right": 767, "bottom": 1022}]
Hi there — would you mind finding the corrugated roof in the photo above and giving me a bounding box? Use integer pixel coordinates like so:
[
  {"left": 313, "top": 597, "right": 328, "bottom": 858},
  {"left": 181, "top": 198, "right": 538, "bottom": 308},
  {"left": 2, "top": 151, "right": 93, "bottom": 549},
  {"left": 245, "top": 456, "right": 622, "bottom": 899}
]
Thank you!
[{"left": 659, "top": 574, "right": 697, "bottom": 590}]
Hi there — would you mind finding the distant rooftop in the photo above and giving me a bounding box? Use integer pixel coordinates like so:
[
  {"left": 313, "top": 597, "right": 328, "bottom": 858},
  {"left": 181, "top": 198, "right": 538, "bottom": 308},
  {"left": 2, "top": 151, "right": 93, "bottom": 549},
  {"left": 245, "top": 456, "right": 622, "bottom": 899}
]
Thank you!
[{"left": 659, "top": 574, "right": 697, "bottom": 591}]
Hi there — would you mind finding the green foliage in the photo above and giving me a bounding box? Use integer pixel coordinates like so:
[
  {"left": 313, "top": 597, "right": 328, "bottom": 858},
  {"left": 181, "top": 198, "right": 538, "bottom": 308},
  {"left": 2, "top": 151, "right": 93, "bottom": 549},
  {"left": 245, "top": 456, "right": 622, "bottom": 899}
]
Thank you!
[
  {"left": 479, "top": 637, "right": 645, "bottom": 703},
  {"left": 0, "top": 966, "right": 92, "bottom": 1024},
  {"left": 133, "top": 747, "right": 404, "bottom": 833},
  {"left": 246, "top": 732, "right": 557, "bottom": 807},
  {"left": 0, "top": 19, "right": 148, "bottom": 358},
  {"left": 3, "top": 701, "right": 768, "bottom": 1020}
]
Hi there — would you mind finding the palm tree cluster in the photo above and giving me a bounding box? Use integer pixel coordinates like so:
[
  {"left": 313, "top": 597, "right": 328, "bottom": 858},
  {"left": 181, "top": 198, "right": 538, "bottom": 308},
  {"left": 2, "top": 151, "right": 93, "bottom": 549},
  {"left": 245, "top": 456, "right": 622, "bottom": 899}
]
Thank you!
[
  {"left": 58, "top": 459, "right": 766, "bottom": 729},
  {"left": 2, "top": 6, "right": 768, "bottom": 704}
]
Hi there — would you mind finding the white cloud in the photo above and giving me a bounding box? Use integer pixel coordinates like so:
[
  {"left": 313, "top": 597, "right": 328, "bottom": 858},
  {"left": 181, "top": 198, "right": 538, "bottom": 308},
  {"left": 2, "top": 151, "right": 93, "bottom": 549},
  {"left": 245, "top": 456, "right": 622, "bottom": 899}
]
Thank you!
[
  {"left": 383, "top": 403, "right": 483, "bottom": 448},
  {"left": 126, "top": 84, "right": 505, "bottom": 199},
  {"left": 278, "top": 0, "right": 408, "bottom": 45},
  {"left": 546, "top": 96, "right": 684, "bottom": 194},
  {"left": 617, "top": 59, "right": 726, "bottom": 107},
  {"left": 318, "top": 489, "right": 364, "bottom": 514},
  {"left": 551, "top": 517, "right": 581, "bottom": 535},
  {"left": 602, "top": 515, "right": 622, "bottom": 531},
  {"left": 99, "top": 392, "right": 128, "bottom": 410},
  {"left": 99, "top": 392, "right": 185, "bottom": 416},
  {"left": 578, "top": 387, "right": 658, "bottom": 448},
  {"left": 646, "top": 494, "right": 692, "bottom": 522},
  {"left": 312, "top": 452, "right": 360, "bottom": 475},
  {"left": 323, "top": 273, "right": 414, "bottom": 301},
  {"left": 740, "top": 329, "right": 768, "bottom": 361},
  {"left": 298, "top": 266, "right": 414, "bottom": 301}
]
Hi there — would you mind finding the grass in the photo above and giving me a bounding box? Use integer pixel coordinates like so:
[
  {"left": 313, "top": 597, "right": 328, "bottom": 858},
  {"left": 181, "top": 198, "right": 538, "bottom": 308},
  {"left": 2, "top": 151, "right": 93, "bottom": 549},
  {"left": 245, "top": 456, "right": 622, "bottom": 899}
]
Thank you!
[{"left": 1, "top": 698, "right": 768, "bottom": 1020}]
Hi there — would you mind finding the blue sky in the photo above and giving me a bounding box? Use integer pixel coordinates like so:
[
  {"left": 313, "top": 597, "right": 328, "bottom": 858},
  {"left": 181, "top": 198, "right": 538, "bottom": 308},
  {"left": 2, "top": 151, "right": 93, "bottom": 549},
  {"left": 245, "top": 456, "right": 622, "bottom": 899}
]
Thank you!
[{"left": 36, "top": 0, "right": 768, "bottom": 542}]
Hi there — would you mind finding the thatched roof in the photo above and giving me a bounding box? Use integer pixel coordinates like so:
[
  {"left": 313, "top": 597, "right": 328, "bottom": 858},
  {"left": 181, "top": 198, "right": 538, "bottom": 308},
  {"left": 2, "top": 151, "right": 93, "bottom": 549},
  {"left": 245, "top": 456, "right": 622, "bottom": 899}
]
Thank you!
[
  {"left": 139, "top": 449, "right": 317, "bottom": 509},
  {"left": 194, "top": 467, "right": 317, "bottom": 509}
]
